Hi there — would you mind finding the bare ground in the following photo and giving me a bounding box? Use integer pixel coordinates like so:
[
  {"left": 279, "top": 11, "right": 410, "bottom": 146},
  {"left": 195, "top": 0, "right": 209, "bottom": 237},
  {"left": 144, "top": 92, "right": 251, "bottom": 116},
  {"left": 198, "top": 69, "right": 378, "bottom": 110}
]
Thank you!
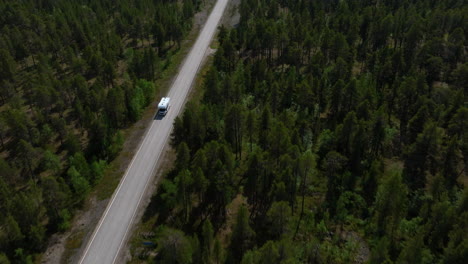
[
  {"left": 40, "top": 1, "right": 218, "bottom": 263},
  {"left": 340, "top": 231, "right": 370, "bottom": 264},
  {"left": 220, "top": 0, "right": 240, "bottom": 27}
]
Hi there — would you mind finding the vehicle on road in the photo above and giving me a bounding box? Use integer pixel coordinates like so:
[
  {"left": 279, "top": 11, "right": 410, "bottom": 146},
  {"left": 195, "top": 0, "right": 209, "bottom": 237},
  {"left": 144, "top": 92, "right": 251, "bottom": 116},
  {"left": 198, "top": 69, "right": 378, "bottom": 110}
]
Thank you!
[{"left": 158, "top": 97, "right": 170, "bottom": 116}]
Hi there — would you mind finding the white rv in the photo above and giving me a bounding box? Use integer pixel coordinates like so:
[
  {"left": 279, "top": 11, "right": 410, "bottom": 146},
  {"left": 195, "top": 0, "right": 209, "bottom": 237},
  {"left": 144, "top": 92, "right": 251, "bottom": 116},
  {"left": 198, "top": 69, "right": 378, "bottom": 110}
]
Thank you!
[{"left": 158, "top": 97, "right": 170, "bottom": 116}]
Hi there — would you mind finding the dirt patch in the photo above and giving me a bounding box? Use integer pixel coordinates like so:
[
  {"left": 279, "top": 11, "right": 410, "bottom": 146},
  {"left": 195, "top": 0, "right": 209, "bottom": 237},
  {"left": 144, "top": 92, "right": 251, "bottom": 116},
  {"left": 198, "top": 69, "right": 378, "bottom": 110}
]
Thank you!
[
  {"left": 217, "top": 194, "right": 247, "bottom": 247},
  {"left": 42, "top": 197, "right": 109, "bottom": 264},
  {"left": 383, "top": 158, "right": 404, "bottom": 175},
  {"left": 340, "top": 231, "right": 370, "bottom": 264},
  {"left": 221, "top": 0, "right": 241, "bottom": 27}
]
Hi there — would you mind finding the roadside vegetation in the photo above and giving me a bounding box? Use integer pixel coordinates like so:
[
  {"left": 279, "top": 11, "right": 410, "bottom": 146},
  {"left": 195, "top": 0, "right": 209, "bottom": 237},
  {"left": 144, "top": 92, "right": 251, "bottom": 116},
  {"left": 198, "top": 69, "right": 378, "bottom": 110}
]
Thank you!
[
  {"left": 138, "top": 0, "right": 467, "bottom": 263},
  {"left": 0, "top": 0, "right": 202, "bottom": 262}
]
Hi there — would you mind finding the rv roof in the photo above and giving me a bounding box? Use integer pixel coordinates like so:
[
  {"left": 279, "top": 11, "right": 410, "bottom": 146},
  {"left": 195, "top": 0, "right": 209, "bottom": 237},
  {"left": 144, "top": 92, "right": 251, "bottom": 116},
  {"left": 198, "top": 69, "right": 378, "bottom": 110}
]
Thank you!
[{"left": 158, "top": 97, "right": 170, "bottom": 108}]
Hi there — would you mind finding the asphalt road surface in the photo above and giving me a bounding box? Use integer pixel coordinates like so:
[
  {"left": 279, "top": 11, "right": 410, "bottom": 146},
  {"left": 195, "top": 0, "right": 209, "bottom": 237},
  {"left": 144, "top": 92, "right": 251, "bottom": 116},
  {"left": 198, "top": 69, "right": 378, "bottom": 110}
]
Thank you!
[{"left": 78, "top": 0, "right": 229, "bottom": 263}]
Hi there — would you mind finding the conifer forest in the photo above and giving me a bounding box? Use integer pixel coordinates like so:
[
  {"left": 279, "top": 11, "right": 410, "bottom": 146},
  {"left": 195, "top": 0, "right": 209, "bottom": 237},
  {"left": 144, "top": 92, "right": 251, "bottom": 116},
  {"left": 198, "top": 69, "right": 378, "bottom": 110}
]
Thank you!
[
  {"left": 1, "top": 0, "right": 467, "bottom": 263},
  {"left": 0, "top": 0, "right": 199, "bottom": 262}
]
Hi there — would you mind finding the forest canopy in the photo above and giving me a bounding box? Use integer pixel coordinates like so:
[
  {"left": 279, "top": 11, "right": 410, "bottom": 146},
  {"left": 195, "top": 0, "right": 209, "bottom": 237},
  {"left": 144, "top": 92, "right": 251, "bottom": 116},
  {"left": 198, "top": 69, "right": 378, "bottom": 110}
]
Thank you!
[
  {"left": 140, "top": 0, "right": 467, "bottom": 263},
  {"left": 0, "top": 0, "right": 200, "bottom": 262}
]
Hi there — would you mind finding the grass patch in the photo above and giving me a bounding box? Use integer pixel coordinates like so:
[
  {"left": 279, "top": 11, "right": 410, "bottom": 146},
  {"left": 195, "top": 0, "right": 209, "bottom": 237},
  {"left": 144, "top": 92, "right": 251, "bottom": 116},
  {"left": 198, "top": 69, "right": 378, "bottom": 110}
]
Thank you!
[
  {"left": 62, "top": 231, "right": 85, "bottom": 262},
  {"left": 94, "top": 160, "right": 126, "bottom": 200},
  {"left": 128, "top": 215, "right": 159, "bottom": 263},
  {"left": 66, "top": 231, "right": 85, "bottom": 250},
  {"left": 210, "top": 39, "right": 220, "bottom": 49},
  {"left": 218, "top": 194, "right": 247, "bottom": 246}
]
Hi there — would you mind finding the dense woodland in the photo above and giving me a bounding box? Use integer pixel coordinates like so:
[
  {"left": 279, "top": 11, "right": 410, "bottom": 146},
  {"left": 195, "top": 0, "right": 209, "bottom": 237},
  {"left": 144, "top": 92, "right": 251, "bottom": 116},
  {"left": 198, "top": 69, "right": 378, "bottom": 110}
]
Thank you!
[
  {"left": 0, "top": 0, "right": 201, "bottom": 262},
  {"left": 141, "top": 0, "right": 468, "bottom": 263}
]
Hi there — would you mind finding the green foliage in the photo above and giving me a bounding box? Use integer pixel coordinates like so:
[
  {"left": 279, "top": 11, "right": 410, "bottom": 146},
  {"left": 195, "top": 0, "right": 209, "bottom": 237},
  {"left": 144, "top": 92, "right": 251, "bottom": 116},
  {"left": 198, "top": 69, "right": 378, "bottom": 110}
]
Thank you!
[
  {"left": 0, "top": 253, "right": 10, "bottom": 264},
  {"left": 69, "top": 152, "right": 91, "bottom": 182},
  {"left": 42, "top": 150, "right": 62, "bottom": 174},
  {"left": 90, "top": 159, "right": 107, "bottom": 184},
  {"left": 0, "top": 158, "right": 16, "bottom": 185},
  {"left": 58, "top": 209, "right": 72, "bottom": 232},
  {"left": 229, "top": 205, "right": 255, "bottom": 263},
  {"left": 176, "top": 142, "right": 191, "bottom": 170},
  {"left": 28, "top": 224, "right": 46, "bottom": 251},
  {"left": 0, "top": 215, "right": 24, "bottom": 251},
  {"left": 107, "top": 131, "right": 124, "bottom": 160},
  {"left": 155, "top": 227, "right": 193, "bottom": 264},
  {"left": 0, "top": 48, "right": 16, "bottom": 81},
  {"left": 404, "top": 122, "right": 444, "bottom": 190},
  {"left": 143, "top": 0, "right": 466, "bottom": 262},
  {"left": 323, "top": 151, "right": 348, "bottom": 215},
  {"left": 213, "top": 238, "right": 224, "bottom": 264},
  {"left": 160, "top": 179, "right": 178, "bottom": 213},
  {"left": 68, "top": 166, "right": 90, "bottom": 202},
  {"left": 41, "top": 176, "right": 71, "bottom": 230},
  {"left": 373, "top": 170, "right": 408, "bottom": 240},
  {"left": 369, "top": 237, "right": 392, "bottom": 264},
  {"left": 336, "top": 191, "right": 366, "bottom": 225},
  {"left": 128, "top": 83, "right": 145, "bottom": 122},
  {"left": 201, "top": 220, "right": 214, "bottom": 263},
  {"left": 13, "top": 248, "right": 33, "bottom": 264},
  {"left": 175, "top": 169, "right": 194, "bottom": 222},
  {"left": 397, "top": 233, "right": 433, "bottom": 264},
  {"left": 0, "top": 0, "right": 197, "bottom": 257},
  {"left": 240, "top": 250, "right": 258, "bottom": 264},
  {"left": 136, "top": 79, "right": 156, "bottom": 106},
  {"left": 63, "top": 133, "right": 81, "bottom": 154},
  {"left": 259, "top": 241, "right": 279, "bottom": 264},
  {"left": 266, "top": 201, "right": 292, "bottom": 239}
]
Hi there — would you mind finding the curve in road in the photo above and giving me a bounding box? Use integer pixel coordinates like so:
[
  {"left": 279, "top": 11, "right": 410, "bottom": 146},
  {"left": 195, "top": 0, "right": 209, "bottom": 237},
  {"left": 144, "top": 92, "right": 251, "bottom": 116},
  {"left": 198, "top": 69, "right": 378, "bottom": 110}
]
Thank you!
[{"left": 78, "top": 0, "right": 230, "bottom": 263}]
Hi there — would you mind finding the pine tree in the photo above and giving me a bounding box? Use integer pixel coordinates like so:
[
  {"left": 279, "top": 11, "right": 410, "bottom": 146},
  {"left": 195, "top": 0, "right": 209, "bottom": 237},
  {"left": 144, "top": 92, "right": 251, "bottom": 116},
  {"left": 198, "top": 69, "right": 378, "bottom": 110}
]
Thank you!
[
  {"left": 201, "top": 220, "right": 214, "bottom": 263},
  {"left": 373, "top": 169, "right": 408, "bottom": 243},
  {"left": 229, "top": 205, "right": 255, "bottom": 262},
  {"left": 157, "top": 227, "right": 193, "bottom": 264},
  {"left": 175, "top": 169, "right": 193, "bottom": 223},
  {"left": 267, "top": 201, "right": 291, "bottom": 239},
  {"left": 0, "top": 48, "right": 16, "bottom": 81},
  {"left": 225, "top": 104, "right": 244, "bottom": 160},
  {"left": 294, "top": 151, "right": 315, "bottom": 238},
  {"left": 15, "top": 140, "right": 38, "bottom": 180}
]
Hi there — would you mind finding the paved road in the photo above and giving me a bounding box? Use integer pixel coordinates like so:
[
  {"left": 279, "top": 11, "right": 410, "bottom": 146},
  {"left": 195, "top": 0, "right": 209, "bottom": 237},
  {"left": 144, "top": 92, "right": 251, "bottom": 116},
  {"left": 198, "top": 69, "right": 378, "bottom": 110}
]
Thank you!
[{"left": 78, "top": 1, "right": 229, "bottom": 263}]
